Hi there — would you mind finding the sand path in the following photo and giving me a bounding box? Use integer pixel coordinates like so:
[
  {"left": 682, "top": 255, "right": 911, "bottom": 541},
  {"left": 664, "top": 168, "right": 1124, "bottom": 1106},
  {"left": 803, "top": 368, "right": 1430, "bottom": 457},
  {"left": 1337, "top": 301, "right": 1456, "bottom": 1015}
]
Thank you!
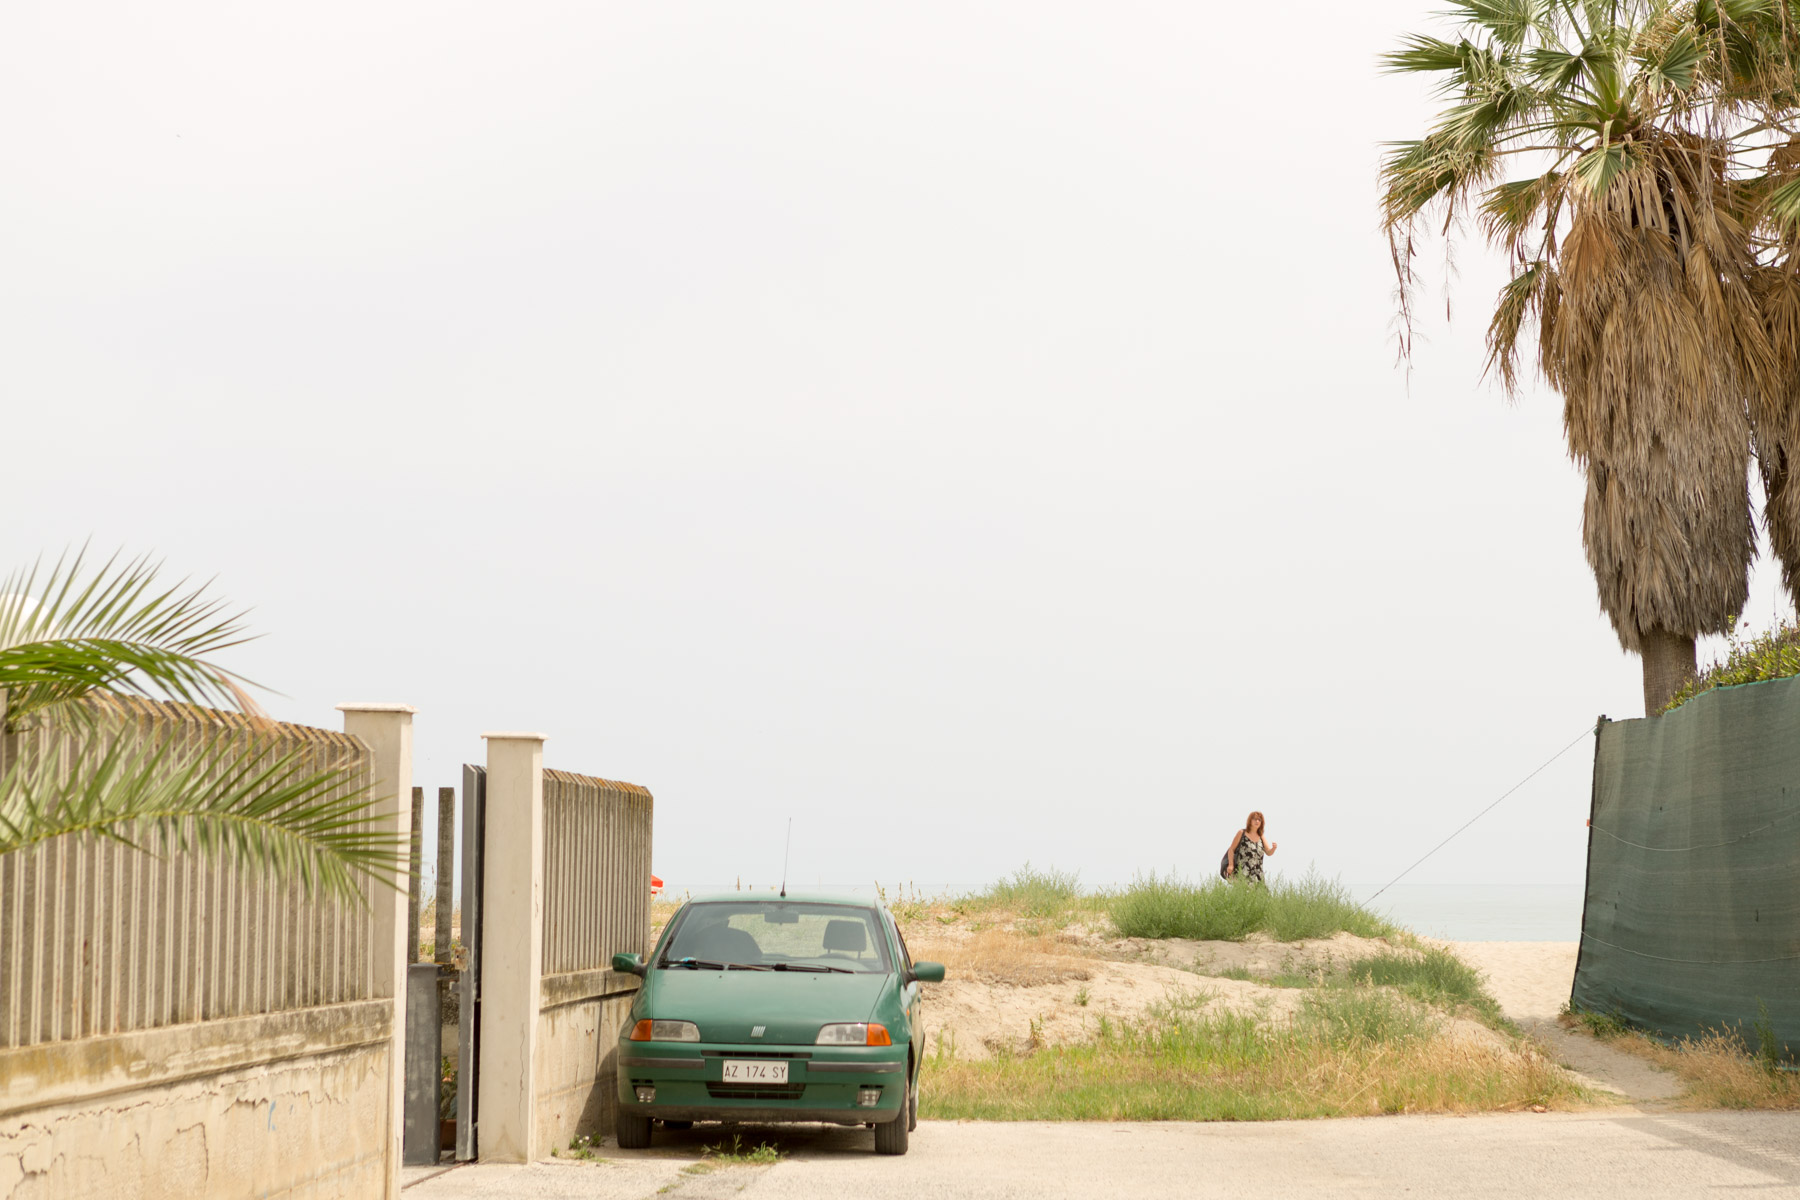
[{"left": 1450, "top": 941, "right": 1682, "bottom": 1102}]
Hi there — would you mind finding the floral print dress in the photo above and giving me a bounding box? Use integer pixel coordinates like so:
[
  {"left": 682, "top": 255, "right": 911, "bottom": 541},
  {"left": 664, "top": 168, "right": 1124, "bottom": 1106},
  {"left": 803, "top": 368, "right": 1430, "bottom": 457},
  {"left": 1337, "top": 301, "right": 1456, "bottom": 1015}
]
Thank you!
[{"left": 1233, "top": 833, "right": 1266, "bottom": 884}]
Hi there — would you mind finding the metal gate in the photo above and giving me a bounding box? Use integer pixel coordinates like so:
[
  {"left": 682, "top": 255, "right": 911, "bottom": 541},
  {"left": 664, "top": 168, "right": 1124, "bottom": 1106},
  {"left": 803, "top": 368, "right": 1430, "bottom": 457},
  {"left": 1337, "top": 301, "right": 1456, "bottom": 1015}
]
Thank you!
[{"left": 454, "top": 764, "right": 486, "bottom": 1161}]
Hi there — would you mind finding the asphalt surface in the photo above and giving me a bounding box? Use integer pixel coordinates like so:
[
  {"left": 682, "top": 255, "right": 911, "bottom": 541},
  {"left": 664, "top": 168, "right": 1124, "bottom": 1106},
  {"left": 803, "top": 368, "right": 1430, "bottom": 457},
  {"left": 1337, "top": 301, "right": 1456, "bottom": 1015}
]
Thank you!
[{"left": 405, "top": 1110, "right": 1800, "bottom": 1199}]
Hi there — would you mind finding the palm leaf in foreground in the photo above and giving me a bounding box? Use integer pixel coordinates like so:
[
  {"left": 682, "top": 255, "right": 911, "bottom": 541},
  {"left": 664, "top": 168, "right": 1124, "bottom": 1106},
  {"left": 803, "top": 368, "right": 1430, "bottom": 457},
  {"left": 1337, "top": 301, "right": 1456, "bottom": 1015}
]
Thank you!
[
  {"left": 0, "top": 548, "right": 262, "bottom": 729},
  {"left": 0, "top": 732, "right": 408, "bottom": 905}
]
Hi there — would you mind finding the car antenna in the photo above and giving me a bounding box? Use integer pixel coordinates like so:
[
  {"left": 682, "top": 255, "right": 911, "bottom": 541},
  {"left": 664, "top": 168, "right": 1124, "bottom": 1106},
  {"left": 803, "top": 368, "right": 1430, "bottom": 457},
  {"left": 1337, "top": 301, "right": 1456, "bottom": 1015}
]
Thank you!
[{"left": 780, "top": 818, "right": 792, "bottom": 898}]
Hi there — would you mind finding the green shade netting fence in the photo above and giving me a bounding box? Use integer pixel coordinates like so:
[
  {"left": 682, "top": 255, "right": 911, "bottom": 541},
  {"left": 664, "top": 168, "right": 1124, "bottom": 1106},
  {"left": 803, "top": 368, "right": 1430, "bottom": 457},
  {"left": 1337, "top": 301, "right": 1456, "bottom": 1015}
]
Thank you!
[{"left": 1572, "top": 674, "right": 1800, "bottom": 1057}]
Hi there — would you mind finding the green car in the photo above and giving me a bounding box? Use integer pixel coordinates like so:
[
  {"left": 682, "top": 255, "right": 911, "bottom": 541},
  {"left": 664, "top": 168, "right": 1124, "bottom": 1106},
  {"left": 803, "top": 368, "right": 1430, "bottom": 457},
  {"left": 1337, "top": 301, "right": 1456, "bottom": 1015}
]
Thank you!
[{"left": 610, "top": 892, "right": 945, "bottom": 1155}]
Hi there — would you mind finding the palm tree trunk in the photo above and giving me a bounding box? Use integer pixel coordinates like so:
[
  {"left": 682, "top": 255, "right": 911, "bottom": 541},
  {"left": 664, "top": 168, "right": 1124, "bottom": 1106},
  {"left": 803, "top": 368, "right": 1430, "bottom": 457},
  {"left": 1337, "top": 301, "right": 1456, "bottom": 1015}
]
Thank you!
[{"left": 1641, "top": 629, "right": 1698, "bottom": 716}]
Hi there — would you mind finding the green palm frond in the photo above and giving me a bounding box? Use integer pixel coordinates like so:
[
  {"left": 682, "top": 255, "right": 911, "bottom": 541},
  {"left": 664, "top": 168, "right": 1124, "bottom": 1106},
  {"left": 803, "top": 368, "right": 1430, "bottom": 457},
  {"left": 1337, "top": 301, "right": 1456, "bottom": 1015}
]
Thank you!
[
  {"left": 0, "top": 549, "right": 406, "bottom": 903},
  {"left": 1525, "top": 45, "right": 1601, "bottom": 93},
  {"left": 1765, "top": 175, "right": 1800, "bottom": 233},
  {"left": 0, "top": 548, "right": 261, "bottom": 729},
  {"left": 1445, "top": 0, "right": 1552, "bottom": 47},
  {"left": 1696, "top": 0, "right": 1779, "bottom": 28},
  {"left": 1480, "top": 171, "right": 1565, "bottom": 249},
  {"left": 1441, "top": 83, "right": 1543, "bottom": 152},
  {"left": 0, "top": 730, "right": 406, "bottom": 905},
  {"left": 1380, "top": 134, "right": 1498, "bottom": 226},
  {"left": 1381, "top": 34, "right": 1482, "bottom": 76},
  {"left": 1635, "top": 27, "right": 1703, "bottom": 92},
  {"left": 1574, "top": 141, "right": 1634, "bottom": 196}
]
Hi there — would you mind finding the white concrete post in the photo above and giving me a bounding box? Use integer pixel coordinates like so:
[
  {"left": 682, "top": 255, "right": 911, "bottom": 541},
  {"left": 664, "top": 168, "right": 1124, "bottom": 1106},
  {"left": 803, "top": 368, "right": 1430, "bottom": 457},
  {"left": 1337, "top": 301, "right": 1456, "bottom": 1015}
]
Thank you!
[
  {"left": 478, "top": 732, "right": 547, "bottom": 1163},
  {"left": 339, "top": 703, "right": 417, "bottom": 1199}
]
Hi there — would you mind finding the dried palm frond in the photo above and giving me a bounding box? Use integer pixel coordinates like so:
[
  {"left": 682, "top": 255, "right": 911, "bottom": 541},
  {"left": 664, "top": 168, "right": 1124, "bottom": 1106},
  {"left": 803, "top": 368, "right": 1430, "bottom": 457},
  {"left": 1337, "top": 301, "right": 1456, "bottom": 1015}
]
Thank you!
[{"left": 1381, "top": 0, "right": 1800, "bottom": 678}]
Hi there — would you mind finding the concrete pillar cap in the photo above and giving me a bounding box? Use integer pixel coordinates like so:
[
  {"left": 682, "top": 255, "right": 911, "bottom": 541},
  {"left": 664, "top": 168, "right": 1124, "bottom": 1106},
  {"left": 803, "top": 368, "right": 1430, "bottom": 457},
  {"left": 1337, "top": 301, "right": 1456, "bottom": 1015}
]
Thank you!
[
  {"left": 481, "top": 731, "right": 548, "bottom": 741},
  {"left": 336, "top": 702, "right": 419, "bottom": 713}
]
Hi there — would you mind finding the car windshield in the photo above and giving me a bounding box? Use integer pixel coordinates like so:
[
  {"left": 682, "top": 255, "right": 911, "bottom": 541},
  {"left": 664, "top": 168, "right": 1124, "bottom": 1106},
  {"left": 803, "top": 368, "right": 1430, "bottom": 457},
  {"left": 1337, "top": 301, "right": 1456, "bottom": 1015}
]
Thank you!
[{"left": 658, "top": 902, "right": 892, "bottom": 974}]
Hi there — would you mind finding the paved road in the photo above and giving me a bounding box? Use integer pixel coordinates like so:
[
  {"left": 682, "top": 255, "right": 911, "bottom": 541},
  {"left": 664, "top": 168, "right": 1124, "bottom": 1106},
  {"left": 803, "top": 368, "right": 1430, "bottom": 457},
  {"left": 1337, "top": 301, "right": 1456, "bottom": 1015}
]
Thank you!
[{"left": 407, "top": 1110, "right": 1800, "bottom": 1199}]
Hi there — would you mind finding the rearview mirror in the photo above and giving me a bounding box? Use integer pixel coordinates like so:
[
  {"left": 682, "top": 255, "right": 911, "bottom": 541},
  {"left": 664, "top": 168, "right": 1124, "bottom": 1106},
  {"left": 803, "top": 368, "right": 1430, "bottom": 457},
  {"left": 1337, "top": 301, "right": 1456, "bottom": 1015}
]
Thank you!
[
  {"left": 612, "top": 952, "right": 646, "bottom": 976},
  {"left": 910, "top": 961, "right": 945, "bottom": 983}
]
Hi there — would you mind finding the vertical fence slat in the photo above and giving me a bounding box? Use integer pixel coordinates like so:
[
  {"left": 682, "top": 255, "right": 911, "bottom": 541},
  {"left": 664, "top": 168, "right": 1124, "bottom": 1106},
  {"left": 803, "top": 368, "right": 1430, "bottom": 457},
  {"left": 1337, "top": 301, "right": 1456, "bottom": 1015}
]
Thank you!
[
  {"left": 0, "top": 844, "right": 17, "bottom": 1046},
  {"left": 0, "top": 698, "right": 382, "bottom": 1050},
  {"left": 538, "top": 771, "right": 652, "bottom": 983}
]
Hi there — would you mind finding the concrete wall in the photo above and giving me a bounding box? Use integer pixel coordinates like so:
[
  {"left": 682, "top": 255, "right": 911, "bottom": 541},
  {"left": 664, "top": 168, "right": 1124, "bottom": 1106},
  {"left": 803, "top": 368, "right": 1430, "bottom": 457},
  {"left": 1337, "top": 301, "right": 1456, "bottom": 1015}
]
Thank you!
[
  {"left": 477, "top": 745, "right": 653, "bottom": 1163},
  {"left": 0, "top": 701, "right": 415, "bottom": 1199},
  {"left": 533, "top": 971, "right": 639, "bottom": 1156},
  {"left": 0, "top": 1004, "right": 392, "bottom": 1199}
]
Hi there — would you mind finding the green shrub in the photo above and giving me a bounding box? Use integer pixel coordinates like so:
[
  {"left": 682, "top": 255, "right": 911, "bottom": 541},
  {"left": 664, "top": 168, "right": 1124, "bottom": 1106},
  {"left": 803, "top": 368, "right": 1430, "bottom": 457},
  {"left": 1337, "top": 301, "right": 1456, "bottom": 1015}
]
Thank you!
[
  {"left": 955, "top": 863, "right": 1087, "bottom": 918},
  {"left": 1108, "top": 871, "right": 1391, "bottom": 942},
  {"left": 1346, "top": 948, "right": 1505, "bottom": 1029},
  {"left": 1301, "top": 987, "right": 1434, "bottom": 1046},
  {"left": 1663, "top": 619, "right": 1800, "bottom": 713}
]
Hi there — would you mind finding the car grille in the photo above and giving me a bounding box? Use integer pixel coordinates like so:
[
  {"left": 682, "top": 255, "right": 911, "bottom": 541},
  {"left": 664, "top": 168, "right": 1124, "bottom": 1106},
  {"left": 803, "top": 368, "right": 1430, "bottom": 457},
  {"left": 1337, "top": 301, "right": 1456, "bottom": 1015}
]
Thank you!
[{"left": 706, "top": 1083, "right": 807, "bottom": 1101}]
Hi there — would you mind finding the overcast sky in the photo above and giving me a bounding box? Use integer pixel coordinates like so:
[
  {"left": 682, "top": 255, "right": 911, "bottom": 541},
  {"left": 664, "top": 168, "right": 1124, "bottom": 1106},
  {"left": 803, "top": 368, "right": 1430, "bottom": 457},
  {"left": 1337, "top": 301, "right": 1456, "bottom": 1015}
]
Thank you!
[{"left": 3, "top": 2, "right": 1787, "bottom": 905}]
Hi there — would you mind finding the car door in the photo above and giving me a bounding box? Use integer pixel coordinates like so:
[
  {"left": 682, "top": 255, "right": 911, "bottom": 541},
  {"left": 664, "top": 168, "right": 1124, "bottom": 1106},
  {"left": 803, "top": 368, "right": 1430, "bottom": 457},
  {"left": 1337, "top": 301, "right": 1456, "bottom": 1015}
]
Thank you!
[{"left": 887, "top": 913, "right": 923, "bottom": 1071}]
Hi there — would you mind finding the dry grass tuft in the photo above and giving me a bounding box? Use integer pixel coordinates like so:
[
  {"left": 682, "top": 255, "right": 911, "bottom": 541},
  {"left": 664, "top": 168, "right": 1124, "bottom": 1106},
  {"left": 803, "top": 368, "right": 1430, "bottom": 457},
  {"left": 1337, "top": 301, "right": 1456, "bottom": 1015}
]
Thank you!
[
  {"left": 907, "top": 926, "right": 1092, "bottom": 988},
  {"left": 1562, "top": 1015, "right": 1800, "bottom": 1110},
  {"left": 924, "top": 997, "right": 1581, "bottom": 1121},
  {"left": 1667, "top": 1033, "right": 1800, "bottom": 1109}
]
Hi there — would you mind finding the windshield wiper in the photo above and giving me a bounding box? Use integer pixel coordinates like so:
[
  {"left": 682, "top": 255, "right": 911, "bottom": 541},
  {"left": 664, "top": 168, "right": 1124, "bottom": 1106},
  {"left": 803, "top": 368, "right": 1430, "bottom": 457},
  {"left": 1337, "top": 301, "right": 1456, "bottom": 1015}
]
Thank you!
[
  {"left": 665, "top": 957, "right": 727, "bottom": 970},
  {"left": 771, "top": 963, "right": 854, "bottom": 974}
]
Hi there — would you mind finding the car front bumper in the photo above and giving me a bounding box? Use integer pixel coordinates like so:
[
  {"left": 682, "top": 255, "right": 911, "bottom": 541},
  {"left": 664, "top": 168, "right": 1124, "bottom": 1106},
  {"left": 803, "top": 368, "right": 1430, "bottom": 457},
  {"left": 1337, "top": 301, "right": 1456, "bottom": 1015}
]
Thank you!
[{"left": 617, "top": 1043, "right": 908, "bottom": 1125}]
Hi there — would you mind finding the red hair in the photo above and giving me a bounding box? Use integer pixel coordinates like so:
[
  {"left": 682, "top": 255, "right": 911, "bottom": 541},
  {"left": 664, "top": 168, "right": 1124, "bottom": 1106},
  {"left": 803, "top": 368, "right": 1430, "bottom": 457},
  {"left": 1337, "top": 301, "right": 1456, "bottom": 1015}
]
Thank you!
[{"left": 1245, "top": 811, "right": 1266, "bottom": 836}]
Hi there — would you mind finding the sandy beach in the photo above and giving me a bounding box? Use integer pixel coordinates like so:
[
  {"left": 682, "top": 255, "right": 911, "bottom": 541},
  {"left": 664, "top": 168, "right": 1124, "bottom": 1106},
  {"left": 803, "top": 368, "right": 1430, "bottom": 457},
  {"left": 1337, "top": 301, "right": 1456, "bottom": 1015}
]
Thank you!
[{"left": 1450, "top": 940, "right": 1683, "bottom": 1101}]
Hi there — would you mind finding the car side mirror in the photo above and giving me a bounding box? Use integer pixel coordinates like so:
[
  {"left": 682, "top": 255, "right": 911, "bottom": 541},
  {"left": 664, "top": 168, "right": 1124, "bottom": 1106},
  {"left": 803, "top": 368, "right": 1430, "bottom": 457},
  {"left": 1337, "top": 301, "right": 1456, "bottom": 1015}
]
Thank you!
[
  {"left": 612, "top": 952, "right": 646, "bottom": 976},
  {"left": 910, "top": 961, "right": 945, "bottom": 983}
]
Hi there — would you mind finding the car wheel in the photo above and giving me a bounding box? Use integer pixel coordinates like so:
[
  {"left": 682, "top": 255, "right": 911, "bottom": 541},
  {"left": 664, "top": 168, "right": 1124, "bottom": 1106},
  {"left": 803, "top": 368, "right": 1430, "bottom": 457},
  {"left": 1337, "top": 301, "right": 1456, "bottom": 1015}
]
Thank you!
[
  {"left": 616, "top": 1108, "right": 653, "bottom": 1150},
  {"left": 874, "top": 1076, "right": 911, "bottom": 1156}
]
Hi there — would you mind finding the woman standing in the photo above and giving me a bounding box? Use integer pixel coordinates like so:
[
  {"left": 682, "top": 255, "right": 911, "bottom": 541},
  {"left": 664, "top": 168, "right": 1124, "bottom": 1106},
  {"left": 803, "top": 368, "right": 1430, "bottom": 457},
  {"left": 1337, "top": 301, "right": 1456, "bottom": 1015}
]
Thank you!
[{"left": 1225, "top": 811, "right": 1277, "bottom": 884}]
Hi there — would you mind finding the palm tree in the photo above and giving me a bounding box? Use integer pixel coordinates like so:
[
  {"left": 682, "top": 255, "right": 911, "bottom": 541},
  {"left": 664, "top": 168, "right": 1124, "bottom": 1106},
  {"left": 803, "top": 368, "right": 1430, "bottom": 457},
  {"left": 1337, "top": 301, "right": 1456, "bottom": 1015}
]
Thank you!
[
  {"left": 0, "top": 551, "right": 404, "bottom": 901},
  {"left": 1380, "top": 0, "right": 1800, "bottom": 714}
]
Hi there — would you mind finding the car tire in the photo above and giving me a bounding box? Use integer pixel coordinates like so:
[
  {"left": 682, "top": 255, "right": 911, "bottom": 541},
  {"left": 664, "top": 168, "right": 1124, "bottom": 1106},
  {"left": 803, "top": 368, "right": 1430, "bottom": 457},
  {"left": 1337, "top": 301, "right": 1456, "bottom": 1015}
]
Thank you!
[
  {"left": 874, "top": 1077, "right": 911, "bottom": 1156},
  {"left": 873, "top": 1111, "right": 909, "bottom": 1155},
  {"left": 616, "top": 1108, "right": 653, "bottom": 1149}
]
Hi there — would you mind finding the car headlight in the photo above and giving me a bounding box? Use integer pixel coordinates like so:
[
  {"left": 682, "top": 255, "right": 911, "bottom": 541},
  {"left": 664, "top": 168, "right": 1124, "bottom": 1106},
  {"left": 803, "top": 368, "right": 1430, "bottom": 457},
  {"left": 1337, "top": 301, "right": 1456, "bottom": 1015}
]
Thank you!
[
  {"left": 630, "top": 1019, "right": 701, "bottom": 1042},
  {"left": 816, "top": 1022, "right": 892, "bottom": 1046}
]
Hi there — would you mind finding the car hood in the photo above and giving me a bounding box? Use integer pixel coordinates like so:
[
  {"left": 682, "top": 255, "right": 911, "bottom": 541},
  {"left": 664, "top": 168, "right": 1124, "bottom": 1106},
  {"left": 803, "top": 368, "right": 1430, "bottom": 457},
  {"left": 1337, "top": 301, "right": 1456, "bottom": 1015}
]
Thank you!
[{"left": 644, "top": 969, "right": 894, "bottom": 1045}]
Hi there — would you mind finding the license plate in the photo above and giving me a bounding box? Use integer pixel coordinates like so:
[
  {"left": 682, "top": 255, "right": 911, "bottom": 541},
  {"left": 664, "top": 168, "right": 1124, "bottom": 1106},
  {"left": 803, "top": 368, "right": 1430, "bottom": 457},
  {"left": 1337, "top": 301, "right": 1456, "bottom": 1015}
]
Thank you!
[{"left": 721, "top": 1059, "right": 789, "bottom": 1084}]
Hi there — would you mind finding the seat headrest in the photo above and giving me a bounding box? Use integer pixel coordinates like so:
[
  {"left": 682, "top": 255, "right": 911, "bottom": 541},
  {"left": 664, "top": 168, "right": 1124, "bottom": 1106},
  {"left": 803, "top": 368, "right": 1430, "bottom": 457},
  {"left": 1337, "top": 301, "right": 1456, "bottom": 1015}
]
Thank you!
[{"left": 822, "top": 919, "right": 867, "bottom": 953}]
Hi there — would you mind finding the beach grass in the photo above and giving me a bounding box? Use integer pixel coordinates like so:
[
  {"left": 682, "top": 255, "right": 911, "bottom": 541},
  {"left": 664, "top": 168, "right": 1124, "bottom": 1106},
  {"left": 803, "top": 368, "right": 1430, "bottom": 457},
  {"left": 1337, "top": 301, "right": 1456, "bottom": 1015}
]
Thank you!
[
  {"left": 1563, "top": 1009, "right": 1800, "bottom": 1110},
  {"left": 950, "top": 863, "right": 1105, "bottom": 920},
  {"left": 935, "top": 865, "right": 1392, "bottom": 943},
  {"left": 1345, "top": 948, "right": 1507, "bottom": 1030},
  {"left": 1106, "top": 871, "right": 1392, "bottom": 942},
  {"left": 922, "top": 992, "right": 1577, "bottom": 1121}
]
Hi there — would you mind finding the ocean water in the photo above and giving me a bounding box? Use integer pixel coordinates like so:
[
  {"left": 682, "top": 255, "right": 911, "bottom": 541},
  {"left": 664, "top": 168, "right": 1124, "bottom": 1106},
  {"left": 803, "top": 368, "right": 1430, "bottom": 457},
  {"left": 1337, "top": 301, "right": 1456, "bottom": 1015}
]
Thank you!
[{"left": 1350, "top": 882, "right": 1585, "bottom": 942}]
